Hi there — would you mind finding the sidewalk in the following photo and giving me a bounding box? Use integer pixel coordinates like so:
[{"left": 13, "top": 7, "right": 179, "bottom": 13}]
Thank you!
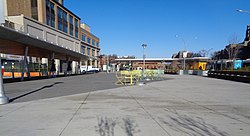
[{"left": 0, "top": 75, "right": 250, "bottom": 136}]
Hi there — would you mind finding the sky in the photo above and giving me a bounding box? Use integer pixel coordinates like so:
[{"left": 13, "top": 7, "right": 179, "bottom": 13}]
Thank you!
[{"left": 65, "top": 0, "right": 250, "bottom": 58}]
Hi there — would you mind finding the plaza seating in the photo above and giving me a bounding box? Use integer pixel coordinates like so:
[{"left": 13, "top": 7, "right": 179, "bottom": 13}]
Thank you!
[
  {"left": 116, "top": 69, "right": 164, "bottom": 85},
  {"left": 116, "top": 70, "right": 139, "bottom": 85}
]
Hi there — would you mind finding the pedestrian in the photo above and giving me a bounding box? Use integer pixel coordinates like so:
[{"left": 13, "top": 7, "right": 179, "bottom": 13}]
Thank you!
[
  {"left": 67, "top": 61, "right": 72, "bottom": 75},
  {"left": 50, "top": 59, "right": 56, "bottom": 78}
]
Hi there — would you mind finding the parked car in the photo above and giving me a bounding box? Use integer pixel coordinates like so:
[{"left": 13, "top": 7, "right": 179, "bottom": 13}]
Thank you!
[{"left": 80, "top": 66, "right": 99, "bottom": 74}]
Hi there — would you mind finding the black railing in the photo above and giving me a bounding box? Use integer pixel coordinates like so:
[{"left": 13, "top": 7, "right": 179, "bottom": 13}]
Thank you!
[{"left": 208, "top": 70, "right": 250, "bottom": 83}]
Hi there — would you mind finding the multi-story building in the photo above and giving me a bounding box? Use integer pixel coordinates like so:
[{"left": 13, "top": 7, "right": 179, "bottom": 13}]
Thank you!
[
  {"left": 6, "top": 0, "right": 80, "bottom": 37},
  {"left": 1, "top": 0, "right": 100, "bottom": 77},
  {"left": 80, "top": 23, "right": 100, "bottom": 67}
]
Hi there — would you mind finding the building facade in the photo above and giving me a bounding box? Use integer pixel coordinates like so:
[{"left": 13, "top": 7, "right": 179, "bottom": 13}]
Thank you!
[
  {"left": 80, "top": 24, "right": 100, "bottom": 67},
  {"left": 115, "top": 57, "right": 210, "bottom": 71},
  {"left": 1, "top": 0, "right": 100, "bottom": 77}
]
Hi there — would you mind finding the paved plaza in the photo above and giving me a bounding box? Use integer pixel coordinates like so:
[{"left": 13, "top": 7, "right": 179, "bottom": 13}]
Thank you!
[{"left": 0, "top": 74, "right": 250, "bottom": 136}]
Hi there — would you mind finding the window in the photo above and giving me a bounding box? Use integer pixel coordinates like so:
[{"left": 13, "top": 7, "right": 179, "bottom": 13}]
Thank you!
[
  {"left": 46, "top": 17, "right": 51, "bottom": 27},
  {"left": 96, "top": 42, "right": 99, "bottom": 47},
  {"left": 75, "top": 19, "right": 78, "bottom": 28},
  {"left": 57, "top": 7, "right": 63, "bottom": 31},
  {"left": 31, "top": 0, "right": 38, "bottom": 20},
  {"left": 81, "top": 45, "right": 85, "bottom": 54},
  {"left": 92, "top": 49, "right": 95, "bottom": 57},
  {"left": 75, "top": 19, "right": 79, "bottom": 38},
  {"left": 87, "top": 38, "right": 91, "bottom": 44},
  {"left": 97, "top": 51, "right": 100, "bottom": 56},
  {"left": 31, "top": 0, "right": 37, "bottom": 7},
  {"left": 92, "top": 39, "right": 95, "bottom": 46},
  {"left": 62, "top": 11, "right": 68, "bottom": 33},
  {"left": 69, "top": 15, "right": 73, "bottom": 24},
  {"left": 69, "top": 15, "right": 73, "bottom": 36},
  {"left": 82, "top": 35, "right": 86, "bottom": 42},
  {"left": 46, "top": 0, "right": 55, "bottom": 28},
  {"left": 57, "top": 7, "right": 68, "bottom": 33},
  {"left": 87, "top": 48, "right": 90, "bottom": 55},
  {"left": 75, "top": 30, "right": 79, "bottom": 38}
]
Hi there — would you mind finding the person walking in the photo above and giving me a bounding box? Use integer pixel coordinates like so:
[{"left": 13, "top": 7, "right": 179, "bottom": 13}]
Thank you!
[{"left": 50, "top": 59, "right": 56, "bottom": 78}]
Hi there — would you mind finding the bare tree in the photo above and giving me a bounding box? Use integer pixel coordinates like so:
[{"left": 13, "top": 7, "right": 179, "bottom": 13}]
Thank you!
[
  {"left": 210, "top": 51, "right": 218, "bottom": 60},
  {"left": 198, "top": 50, "right": 207, "bottom": 57},
  {"left": 226, "top": 45, "right": 241, "bottom": 60},
  {"left": 228, "top": 33, "right": 240, "bottom": 44},
  {"left": 226, "top": 33, "right": 242, "bottom": 69}
]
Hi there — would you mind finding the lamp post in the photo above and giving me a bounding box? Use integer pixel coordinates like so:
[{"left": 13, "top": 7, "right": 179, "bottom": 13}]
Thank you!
[
  {"left": 0, "top": 58, "right": 9, "bottom": 104},
  {"left": 107, "top": 55, "right": 109, "bottom": 73},
  {"left": 142, "top": 44, "right": 147, "bottom": 77},
  {"left": 175, "top": 35, "right": 187, "bottom": 70}
]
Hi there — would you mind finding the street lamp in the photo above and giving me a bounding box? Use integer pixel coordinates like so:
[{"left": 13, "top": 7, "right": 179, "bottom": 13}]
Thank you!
[
  {"left": 237, "top": 9, "right": 250, "bottom": 14},
  {"left": 175, "top": 35, "right": 187, "bottom": 51},
  {"left": 138, "top": 44, "right": 147, "bottom": 85},
  {"left": 142, "top": 44, "right": 147, "bottom": 75},
  {"left": 175, "top": 35, "right": 187, "bottom": 70}
]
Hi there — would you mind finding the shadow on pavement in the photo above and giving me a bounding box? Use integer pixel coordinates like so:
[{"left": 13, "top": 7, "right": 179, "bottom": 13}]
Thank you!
[
  {"left": 160, "top": 108, "right": 229, "bottom": 136},
  {"left": 95, "top": 116, "right": 140, "bottom": 136},
  {"left": 9, "top": 82, "right": 64, "bottom": 103}
]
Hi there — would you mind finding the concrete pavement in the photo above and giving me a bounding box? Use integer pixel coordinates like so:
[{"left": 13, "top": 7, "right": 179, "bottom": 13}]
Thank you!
[
  {"left": 0, "top": 75, "right": 250, "bottom": 136},
  {"left": 4, "top": 73, "right": 120, "bottom": 103}
]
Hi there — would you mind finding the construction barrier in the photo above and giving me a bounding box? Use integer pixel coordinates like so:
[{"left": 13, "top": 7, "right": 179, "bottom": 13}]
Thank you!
[{"left": 3, "top": 72, "right": 41, "bottom": 77}]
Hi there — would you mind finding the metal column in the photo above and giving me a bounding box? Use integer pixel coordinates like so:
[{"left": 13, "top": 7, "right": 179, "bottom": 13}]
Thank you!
[
  {"left": 0, "top": 58, "right": 9, "bottom": 104},
  {"left": 21, "top": 46, "right": 29, "bottom": 81}
]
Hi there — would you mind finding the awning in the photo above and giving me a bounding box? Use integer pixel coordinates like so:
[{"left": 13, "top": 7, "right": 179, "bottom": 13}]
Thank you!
[{"left": 0, "top": 26, "right": 89, "bottom": 61}]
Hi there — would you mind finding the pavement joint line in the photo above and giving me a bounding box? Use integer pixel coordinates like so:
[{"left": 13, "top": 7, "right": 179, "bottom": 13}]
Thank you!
[
  {"left": 123, "top": 86, "right": 172, "bottom": 136},
  {"left": 0, "top": 102, "right": 33, "bottom": 117},
  {"left": 147, "top": 84, "right": 250, "bottom": 125},
  {"left": 58, "top": 92, "right": 91, "bottom": 136}
]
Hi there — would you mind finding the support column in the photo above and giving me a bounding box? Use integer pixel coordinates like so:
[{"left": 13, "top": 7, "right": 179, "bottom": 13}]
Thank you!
[
  {"left": 49, "top": 53, "right": 56, "bottom": 77},
  {"left": 66, "top": 56, "right": 71, "bottom": 75},
  {"left": 72, "top": 61, "right": 77, "bottom": 74},
  {"left": 21, "top": 46, "right": 29, "bottom": 81},
  {"left": 41, "top": 58, "right": 48, "bottom": 76},
  {"left": 0, "top": 58, "right": 9, "bottom": 104},
  {"left": 77, "top": 60, "right": 81, "bottom": 74},
  {"left": 55, "top": 59, "right": 60, "bottom": 75},
  {"left": 26, "top": 56, "right": 31, "bottom": 78}
]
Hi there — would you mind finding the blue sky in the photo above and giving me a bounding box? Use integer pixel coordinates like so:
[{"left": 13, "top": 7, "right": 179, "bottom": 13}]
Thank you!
[{"left": 65, "top": 0, "right": 250, "bottom": 58}]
